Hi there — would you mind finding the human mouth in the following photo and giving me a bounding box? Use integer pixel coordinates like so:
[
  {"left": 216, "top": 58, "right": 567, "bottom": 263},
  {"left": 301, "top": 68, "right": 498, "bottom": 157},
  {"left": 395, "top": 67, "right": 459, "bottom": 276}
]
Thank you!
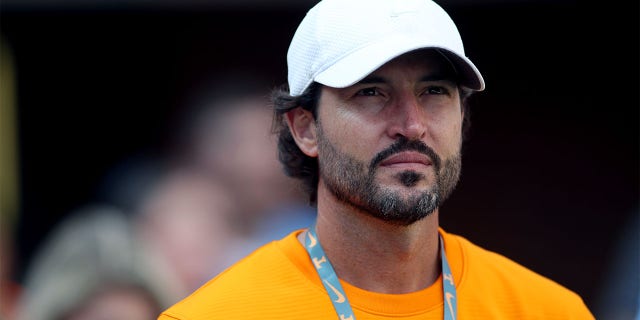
[{"left": 379, "top": 151, "right": 433, "bottom": 169}]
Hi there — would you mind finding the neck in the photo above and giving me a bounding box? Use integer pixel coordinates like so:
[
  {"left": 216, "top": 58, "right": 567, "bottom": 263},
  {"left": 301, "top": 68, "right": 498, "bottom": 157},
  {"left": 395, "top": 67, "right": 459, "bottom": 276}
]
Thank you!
[{"left": 304, "top": 186, "right": 442, "bottom": 294}]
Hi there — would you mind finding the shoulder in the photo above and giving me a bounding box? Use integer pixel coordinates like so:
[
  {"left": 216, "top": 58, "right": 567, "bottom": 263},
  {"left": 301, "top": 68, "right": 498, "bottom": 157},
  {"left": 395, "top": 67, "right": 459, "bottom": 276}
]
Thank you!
[
  {"left": 158, "top": 230, "right": 315, "bottom": 320},
  {"left": 443, "top": 231, "right": 594, "bottom": 319}
]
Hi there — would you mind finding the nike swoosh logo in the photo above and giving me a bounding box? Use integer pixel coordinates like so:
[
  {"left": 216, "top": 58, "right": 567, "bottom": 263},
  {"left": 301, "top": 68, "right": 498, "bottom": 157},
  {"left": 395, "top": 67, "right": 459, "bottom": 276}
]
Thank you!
[
  {"left": 445, "top": 292, "right": 456, "bottom": 320},
  {"left": 307, "top": 230, "right": 317, "bottom": 248},
  {"left": 324, "top": 280, "right": 346, "bottom": 303}
]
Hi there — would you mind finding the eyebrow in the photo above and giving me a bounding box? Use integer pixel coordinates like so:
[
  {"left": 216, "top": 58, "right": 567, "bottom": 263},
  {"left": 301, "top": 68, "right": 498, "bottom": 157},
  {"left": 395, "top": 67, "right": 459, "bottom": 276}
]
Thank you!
[{"left": 356, "top": 73, "right": 456, "bottom": 85}]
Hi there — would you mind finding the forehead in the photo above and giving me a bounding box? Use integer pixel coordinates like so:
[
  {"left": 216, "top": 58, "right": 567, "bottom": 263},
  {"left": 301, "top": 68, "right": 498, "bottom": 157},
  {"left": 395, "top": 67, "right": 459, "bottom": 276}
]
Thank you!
[{"left": 365, "top": 49, "right": 457, "bottom": 81}]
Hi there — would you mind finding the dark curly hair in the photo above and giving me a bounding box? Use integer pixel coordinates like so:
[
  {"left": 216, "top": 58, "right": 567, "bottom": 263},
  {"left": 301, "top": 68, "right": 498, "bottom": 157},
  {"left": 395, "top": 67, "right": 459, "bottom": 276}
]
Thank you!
[{"left": 270, "top": 82, "right": 474, "bottom": 206}]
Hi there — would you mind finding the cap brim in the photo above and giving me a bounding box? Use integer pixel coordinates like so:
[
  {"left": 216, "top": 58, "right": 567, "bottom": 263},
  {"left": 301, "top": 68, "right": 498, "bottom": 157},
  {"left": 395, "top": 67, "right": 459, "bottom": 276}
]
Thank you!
[{"left": 314, "top": 36, "right": 485, "bottom": 91}]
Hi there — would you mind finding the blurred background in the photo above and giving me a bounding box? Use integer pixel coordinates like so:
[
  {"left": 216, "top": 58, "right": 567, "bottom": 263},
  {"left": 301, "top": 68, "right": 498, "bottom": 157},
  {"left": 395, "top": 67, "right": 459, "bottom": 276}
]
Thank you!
[{"left": 1, "top": 0, "right": 638, "bottom": 319}]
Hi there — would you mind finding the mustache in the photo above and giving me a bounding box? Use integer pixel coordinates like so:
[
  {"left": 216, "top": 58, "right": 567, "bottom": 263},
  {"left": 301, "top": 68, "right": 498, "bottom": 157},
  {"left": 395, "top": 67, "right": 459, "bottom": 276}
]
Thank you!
[{"left": 369, "top": 137, "right": 442, "bottom": 171}]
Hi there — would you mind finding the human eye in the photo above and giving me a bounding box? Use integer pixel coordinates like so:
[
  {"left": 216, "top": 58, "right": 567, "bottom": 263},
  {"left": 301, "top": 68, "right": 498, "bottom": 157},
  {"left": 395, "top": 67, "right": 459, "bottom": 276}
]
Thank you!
[
  {"left": 425, "top": 85, "right": 450, "bottom": 95},
  {"left": 356, "top": 87, "right": 381, "bottom": 96}
]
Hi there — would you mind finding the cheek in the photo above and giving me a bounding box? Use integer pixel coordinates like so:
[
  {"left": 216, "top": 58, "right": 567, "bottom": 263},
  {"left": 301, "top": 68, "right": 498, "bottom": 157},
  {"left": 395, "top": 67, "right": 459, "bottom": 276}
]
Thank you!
[
  {"left": 427, "top": 111, "right": 463, "bottom": 155},
  {"left": 322, "top": 107, "right": 384, "bottom": 157}
]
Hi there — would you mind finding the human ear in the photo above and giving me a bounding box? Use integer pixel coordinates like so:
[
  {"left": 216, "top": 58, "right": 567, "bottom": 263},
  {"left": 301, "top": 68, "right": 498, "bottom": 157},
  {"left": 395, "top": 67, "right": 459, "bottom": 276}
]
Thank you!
[{"left": 284, "top": 107, "right": 318, "bottom": 157}]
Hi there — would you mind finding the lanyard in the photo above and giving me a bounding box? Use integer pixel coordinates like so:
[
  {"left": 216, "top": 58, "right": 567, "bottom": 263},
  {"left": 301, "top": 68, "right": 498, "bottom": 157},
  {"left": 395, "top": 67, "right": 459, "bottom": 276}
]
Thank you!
[{"left": 303, "top": 226, "right": 457, "bottom": 320}]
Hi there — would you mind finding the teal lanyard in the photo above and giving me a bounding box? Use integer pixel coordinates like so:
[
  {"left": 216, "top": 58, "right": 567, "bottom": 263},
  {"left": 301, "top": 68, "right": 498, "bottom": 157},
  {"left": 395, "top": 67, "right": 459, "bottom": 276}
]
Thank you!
[{"left": 303, "top": 226, "right": 457, "bottom": 320}]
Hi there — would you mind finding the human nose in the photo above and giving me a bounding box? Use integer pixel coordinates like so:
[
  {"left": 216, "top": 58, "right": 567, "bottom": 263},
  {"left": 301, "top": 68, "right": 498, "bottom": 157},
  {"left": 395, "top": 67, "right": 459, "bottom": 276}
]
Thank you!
[{"left": 386, "top": 94, "right": 427, "bottom": 140}]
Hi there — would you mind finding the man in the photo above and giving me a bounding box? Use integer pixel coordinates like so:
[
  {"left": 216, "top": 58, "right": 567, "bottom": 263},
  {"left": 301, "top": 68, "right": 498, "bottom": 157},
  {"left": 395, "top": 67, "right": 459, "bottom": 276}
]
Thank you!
[{"left": 159, "top": 0, "right": 595, "bottom": 319}]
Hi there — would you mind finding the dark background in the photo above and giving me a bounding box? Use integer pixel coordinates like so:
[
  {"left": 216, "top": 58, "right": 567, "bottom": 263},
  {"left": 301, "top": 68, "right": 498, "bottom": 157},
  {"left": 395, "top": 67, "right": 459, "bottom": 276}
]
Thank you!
[{"left": 2, "top": 0, "right": 638, "bottom": 316}]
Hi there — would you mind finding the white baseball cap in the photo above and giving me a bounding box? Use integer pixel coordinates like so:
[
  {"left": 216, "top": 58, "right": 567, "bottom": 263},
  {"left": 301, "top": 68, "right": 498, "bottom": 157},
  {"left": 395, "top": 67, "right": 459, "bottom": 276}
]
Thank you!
[{"left": 287, "top": 0, "right": 485, "bottom": 96}]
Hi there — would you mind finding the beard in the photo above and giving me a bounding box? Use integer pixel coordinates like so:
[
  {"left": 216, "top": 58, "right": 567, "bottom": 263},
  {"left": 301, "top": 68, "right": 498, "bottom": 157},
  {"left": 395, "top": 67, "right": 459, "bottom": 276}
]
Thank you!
[{"left": 317, "top": 124, "right": 461, "bottom": 226}]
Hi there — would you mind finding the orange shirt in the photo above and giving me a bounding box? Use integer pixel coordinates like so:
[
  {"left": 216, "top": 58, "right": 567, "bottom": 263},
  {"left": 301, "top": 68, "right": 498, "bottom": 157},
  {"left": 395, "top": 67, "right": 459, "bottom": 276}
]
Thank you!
[{"left": 159, "top": 229, "right": 594, "bottom": 319}]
